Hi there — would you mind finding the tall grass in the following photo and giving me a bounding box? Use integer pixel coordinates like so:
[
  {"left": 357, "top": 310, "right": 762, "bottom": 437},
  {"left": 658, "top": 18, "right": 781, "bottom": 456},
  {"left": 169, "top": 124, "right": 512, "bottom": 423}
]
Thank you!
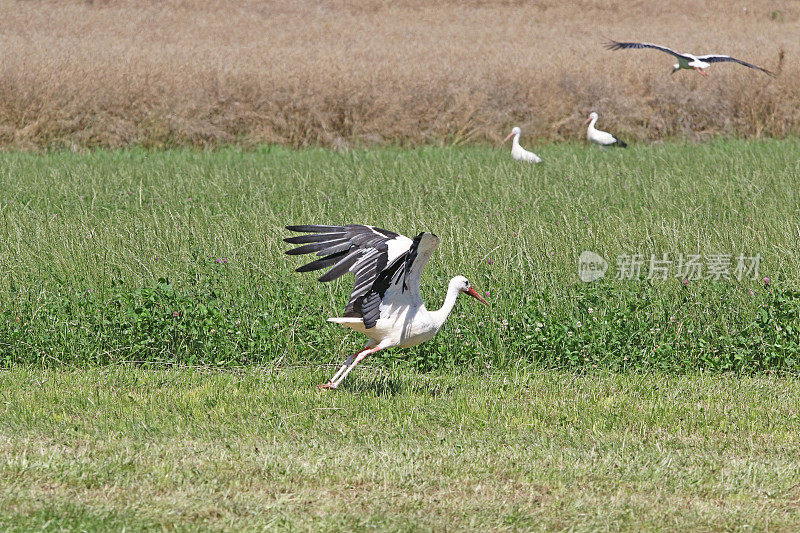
[
  {"left": 0, "top": 0, "right": 797, "bottom": 149},
  {"left": 1, "top": 140, "right": 799, "bottom": 369}
]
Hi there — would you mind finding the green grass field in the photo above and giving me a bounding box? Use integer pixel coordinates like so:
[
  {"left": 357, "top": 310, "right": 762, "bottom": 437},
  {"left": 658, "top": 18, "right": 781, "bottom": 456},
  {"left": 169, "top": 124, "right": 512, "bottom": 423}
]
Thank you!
[
  {"left": 1, "top": 140, "right": 800, "bottom": 530},
  {"left": 1, "top": 140, "right": 799, "bottom": 370},
  {"left": 2, "top": 366, "right": 800, "bottom": 531}
]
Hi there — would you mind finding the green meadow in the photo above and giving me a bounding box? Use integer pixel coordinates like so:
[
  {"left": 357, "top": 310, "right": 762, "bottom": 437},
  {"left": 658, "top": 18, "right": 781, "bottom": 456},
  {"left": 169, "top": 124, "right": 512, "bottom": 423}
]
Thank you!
[
  {"left": 2, "top": 140, "right": 800, "bottom": 530},
  {"left": 0, "top": 140, "right": 798, "bottom": 370}
]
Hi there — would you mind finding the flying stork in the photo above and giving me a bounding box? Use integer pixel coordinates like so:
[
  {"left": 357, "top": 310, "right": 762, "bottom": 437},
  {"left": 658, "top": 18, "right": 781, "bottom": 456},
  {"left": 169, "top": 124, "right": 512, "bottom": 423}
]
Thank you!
[
  {"left": 585, "top": 112, "right": 627, "bottom": 148},
  {"left": 285, "top": 224, "right": 489, "bottom": 389},
  {"left": 503, "top": 127, "right": 542, "bottom": 163},
  {"left": 606, "top": 40, "right": 774, "bottom": 77}
]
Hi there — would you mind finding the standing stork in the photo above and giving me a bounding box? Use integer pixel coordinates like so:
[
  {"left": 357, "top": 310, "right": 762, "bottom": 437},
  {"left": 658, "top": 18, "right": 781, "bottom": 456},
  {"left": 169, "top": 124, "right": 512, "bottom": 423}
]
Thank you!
[
  {"left": 606, "top": 40, "right": 774, "bottom": 77},
  {"left": 284, "top": 224, "right": 489, "bottom": 389},
  {"left": 503, "top": 127, "right": 542, "bottom": 163},
  {"left": 585, "top": 112, "right": 627, "bottom": 148}
]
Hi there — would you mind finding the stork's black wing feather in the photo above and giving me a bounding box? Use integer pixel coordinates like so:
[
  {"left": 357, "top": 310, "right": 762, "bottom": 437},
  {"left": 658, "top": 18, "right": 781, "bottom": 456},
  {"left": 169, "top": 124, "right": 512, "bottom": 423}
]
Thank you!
[
  {"left": 285, "top": 224, "right": 427, "bottom": 329},
  {"left": 605, "top": 40, "right": 688, "bottom": 60},
  {"left": 295, "top": 250, "right": 349, "bottom": 273},
  {"left": 695, "top": 55, "right": 774, "bottom": 76}
]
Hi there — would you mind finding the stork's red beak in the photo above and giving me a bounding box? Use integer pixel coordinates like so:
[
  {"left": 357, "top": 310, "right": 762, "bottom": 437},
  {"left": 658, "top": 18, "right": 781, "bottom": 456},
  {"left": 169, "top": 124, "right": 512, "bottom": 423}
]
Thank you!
[
  {"left": 465, "top": 286, "right": 489, "bottom": 306},
  {"left": 584, "top": 117, "right": 591, "bottom": 125},
  {"left": 503, "top": 132, "right": 515, "bottom": 143}
]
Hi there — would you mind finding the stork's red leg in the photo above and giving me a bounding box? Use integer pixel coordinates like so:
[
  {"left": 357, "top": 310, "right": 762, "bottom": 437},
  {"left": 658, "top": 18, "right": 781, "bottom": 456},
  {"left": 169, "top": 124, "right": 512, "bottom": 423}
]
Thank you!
[
  {"left": 318, "top": 350, "right": 361, "bottom": 389},
  {"left": 327, "top": 345, "right": 384, "bottom": 389}
]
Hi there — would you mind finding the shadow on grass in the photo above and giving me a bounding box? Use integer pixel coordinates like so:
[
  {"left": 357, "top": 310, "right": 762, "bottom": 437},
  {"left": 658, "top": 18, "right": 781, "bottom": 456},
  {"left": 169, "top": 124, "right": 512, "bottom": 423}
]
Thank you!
[
  {"left": 337, "top": 371, "right": 462, "bottom": 397},
  {"left": 340, "top": 375, "right": 405, "bottom": 396}
]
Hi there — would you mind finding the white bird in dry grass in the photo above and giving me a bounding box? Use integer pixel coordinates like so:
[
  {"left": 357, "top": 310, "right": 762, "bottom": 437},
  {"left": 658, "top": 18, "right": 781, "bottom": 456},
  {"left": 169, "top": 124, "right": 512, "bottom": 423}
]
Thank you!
[
  {"left": 503, "top": 127, "right": 542, "bottom": 163},
  {"left": 285, "top": 224, "right": 489, "bottom": 390},
  {"left": 585, "top": 112, "right": 627, "bottom": 148},
  {"left": 606, "top": 40, "right": 774, "bottom": 77}
]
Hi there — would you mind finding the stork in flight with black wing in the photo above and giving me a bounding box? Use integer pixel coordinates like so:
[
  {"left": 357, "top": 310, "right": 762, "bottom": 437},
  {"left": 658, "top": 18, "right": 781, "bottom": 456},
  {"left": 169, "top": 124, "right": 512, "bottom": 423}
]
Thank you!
[
  {"left": 606, "top": 40, "right": 774, "bottom": 77},
  {"left": 285, "top": 224, "right": 489, "bottom": 389}
]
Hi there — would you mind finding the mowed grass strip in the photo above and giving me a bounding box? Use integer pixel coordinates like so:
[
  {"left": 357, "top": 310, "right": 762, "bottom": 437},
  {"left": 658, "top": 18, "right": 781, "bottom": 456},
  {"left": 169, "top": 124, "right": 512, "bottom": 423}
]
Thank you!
[{"left": 1, "top": 366, "right": 800, "bottom": 531}]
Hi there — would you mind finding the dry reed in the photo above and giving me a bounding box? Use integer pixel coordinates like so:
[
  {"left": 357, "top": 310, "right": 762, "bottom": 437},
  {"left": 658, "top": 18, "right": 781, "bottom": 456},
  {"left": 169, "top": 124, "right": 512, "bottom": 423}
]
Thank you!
[{"left": 0, "top": 0, "right": 797, "bottom": 149}]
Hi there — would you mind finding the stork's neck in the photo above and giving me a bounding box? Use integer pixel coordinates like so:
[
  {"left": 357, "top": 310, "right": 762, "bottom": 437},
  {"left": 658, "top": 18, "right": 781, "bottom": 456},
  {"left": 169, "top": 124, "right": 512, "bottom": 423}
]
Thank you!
[
  {"left": 429, "top": 277, "right": 463, "bottom": 330},
  {"left": 588, "top": 116, "right": 598, "bottom": 131},
  {"left": 512, "top": 132, "right": 521, "bottom": 148}
]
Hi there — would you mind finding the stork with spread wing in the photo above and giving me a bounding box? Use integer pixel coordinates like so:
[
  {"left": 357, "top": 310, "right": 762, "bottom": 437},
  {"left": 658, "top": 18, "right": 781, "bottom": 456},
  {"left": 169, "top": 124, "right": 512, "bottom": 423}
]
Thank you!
[
  {"left": 285, "top": 224, "right": 488, "bottom": 389},
  {"left": 606, "top": 40, "right": 774, "bottom": 77}
]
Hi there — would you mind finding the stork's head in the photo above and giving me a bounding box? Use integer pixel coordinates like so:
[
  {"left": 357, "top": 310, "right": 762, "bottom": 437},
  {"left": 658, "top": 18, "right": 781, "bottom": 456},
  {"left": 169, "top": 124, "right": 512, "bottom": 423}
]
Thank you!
[
  {"left": 671, "top": 64, "right": 680, "bottom": 74},
  {"left": 584, "top": 112, "right": 598, "bottom": 125},
  {"left": 453, "top": 276, "right": 489, "bottom": 305},
  {"left": 503, "top": 126, "right": 521, "bottom": 143}
]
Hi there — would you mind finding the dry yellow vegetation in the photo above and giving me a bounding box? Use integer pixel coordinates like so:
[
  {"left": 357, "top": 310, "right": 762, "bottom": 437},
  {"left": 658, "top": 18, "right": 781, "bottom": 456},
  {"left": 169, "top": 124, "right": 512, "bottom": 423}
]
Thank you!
[{"left": 0, "top": 0, "right": 796, "bottom": 149}]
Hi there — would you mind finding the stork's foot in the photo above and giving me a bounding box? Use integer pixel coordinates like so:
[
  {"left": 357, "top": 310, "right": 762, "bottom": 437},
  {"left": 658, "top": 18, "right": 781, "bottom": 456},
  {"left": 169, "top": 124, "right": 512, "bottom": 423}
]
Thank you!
[{"left": 317, "top": 381, "right": 337, "bottom": 390}]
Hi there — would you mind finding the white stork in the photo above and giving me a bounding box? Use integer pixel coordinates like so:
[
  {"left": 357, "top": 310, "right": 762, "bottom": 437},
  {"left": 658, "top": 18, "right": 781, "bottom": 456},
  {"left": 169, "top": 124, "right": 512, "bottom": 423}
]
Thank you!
[
  {"left": 503, "top": 127, "right": 542, "bottom": 163},
  {"left": 585, "top": 112, "right": 627, "bottom": 148},
  {"left": 285, "top": 224, "right": 489, "bottom": 389},
  {"left": 606, "top": 40, "right": 774, "bottom": 77}
]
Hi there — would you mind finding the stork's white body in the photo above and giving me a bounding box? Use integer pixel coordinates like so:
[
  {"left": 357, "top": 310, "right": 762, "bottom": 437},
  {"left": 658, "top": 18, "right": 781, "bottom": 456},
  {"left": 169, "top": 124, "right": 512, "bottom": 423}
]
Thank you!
[
  {"left": 285, "top": 224, "right": 488, "bottom": 389},
  {"left": 505, "top": 127, "right": 542, "bottom": 163},
  {"left": 675, "top": 54, "right": 711, "bottom": 72},
  {"left": 329, "top": 278, "right": 460, "bottom": 348}
]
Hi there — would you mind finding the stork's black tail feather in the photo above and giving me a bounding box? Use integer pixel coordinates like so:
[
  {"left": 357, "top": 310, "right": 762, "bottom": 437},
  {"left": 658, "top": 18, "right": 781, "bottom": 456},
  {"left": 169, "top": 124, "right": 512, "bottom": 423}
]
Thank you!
[{"left": 615, "top": 139, "right": 628, "bottom": 148}]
